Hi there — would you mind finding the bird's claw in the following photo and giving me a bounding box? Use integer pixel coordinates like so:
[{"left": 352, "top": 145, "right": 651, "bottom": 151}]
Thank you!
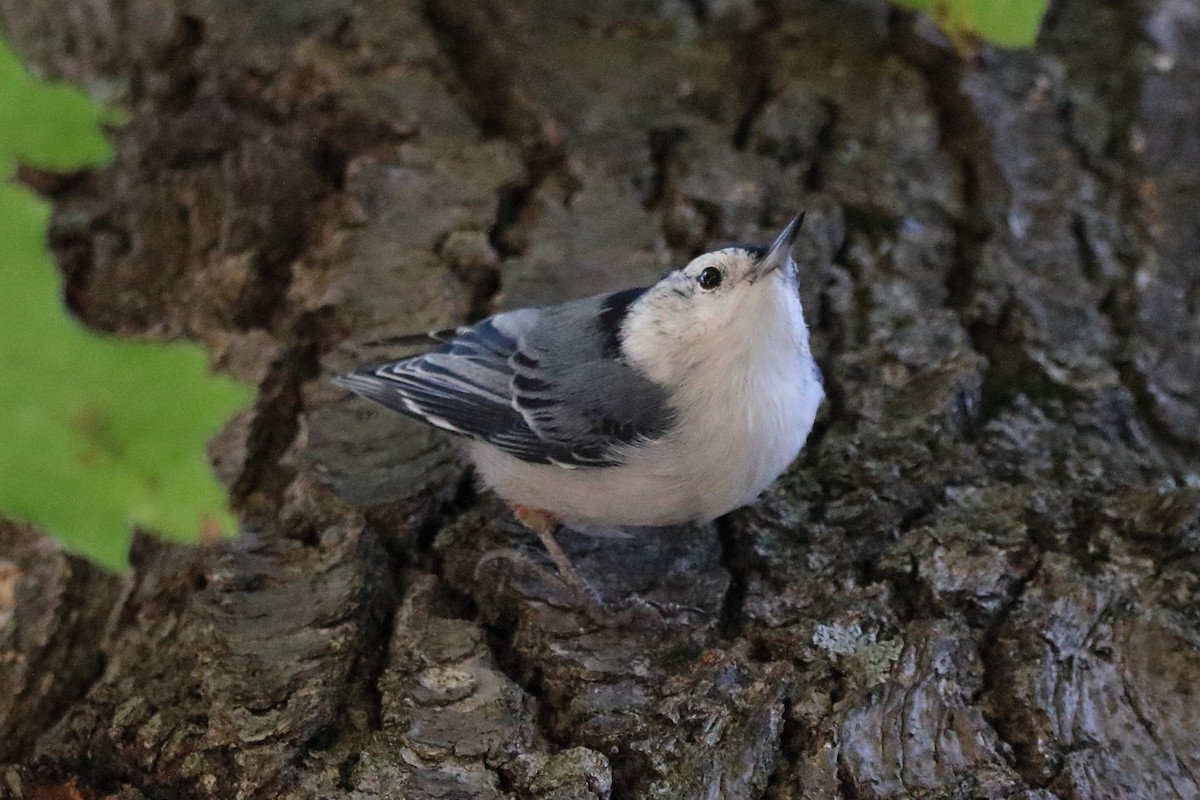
[
  {"left": 475, "top": 547, "right": 602, "bottom": 607},
  {"left": 474, "top": 549, "right": 700, "bottom": 629}
]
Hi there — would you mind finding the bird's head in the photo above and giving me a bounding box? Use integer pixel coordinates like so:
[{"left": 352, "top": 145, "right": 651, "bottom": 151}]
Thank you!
[{"left": 618, "top": 215, "right": 811, "bottom": 387}]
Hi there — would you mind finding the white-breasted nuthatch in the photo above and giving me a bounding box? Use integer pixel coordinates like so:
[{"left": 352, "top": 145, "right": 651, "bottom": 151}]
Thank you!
[{"left": 337, "top": 215, "right": 824, "bottom": 600}]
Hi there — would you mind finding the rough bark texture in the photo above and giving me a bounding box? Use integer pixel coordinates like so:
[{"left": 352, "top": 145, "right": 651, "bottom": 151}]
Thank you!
[{"left": 2, "top": 0, "right": 1199, "bottom": 798}]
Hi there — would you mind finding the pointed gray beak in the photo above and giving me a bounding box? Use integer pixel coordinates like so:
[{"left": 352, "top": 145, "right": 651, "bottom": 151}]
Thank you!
[{"left": 755, "top": 212, "right": 805, "bottom": 278}]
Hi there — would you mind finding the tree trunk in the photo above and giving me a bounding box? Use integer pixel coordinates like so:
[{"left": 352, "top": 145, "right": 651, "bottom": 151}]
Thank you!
[{"left": 2, "top": 0, "right": 1199, "bottom": 798}]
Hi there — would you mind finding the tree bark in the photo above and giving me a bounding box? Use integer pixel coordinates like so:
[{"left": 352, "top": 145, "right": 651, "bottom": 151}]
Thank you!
[{"left": 2, "top": 0, "right": 1199, "bottom": 798}]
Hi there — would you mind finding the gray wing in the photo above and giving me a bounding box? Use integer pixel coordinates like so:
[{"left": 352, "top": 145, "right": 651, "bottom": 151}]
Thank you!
[{"left": 335, "top": 290, "right": 674, "bottom": 468}]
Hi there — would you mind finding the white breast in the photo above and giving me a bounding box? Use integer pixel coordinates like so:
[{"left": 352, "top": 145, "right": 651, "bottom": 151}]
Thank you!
[
  {"left": 655, "top": 345, "right": 822, "bottom": 522},
  {"left": 469, "top": 353, "right": 821, "bottom": 527},
  {"left": 470, "top": 282, "right": 824, "bottom": 528}
]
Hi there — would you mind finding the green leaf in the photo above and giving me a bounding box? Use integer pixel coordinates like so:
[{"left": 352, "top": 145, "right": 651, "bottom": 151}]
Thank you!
[
  {"left": 895, "top": 0, "right": 1049, "bottom": 51},
  {"left": 0, "top": 38, "right": 114, "bottom": 171},
  {"left": 0, "top": 38, "right": 252, "bottom": 570}
]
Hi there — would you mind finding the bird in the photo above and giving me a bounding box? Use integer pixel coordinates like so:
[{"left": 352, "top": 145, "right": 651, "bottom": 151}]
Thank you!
[{"left": 335, "top": 214, "right": 824, "bottom": 606}]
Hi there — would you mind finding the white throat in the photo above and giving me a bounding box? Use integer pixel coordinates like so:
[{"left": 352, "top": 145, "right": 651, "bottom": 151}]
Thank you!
[
  {"left": 624, "top": 278, "right": 822, "bottom": 522},
  {"left": 623, "top": 275, "right": 810, "bottom": 390}
]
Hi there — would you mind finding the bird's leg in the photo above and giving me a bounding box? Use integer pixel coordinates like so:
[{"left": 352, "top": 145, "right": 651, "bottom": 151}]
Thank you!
[
  {"left": 509, "top": 504, "right": 598, "bottom": 603},
  {"left": 477, "top": 505, "right": 679, "bottom": 629}
]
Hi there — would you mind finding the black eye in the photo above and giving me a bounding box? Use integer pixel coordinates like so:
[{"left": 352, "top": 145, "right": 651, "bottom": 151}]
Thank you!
[{"left": 697, "top": 267, "right": 722, "bottom": 290}]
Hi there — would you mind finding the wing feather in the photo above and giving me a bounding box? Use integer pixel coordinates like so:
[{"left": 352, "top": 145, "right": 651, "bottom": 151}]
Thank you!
[{"left": 336, "top": 296, "right": 674, "bottom": 468}]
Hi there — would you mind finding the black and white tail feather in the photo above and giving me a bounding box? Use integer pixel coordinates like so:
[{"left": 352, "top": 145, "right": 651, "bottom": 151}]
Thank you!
[{"left": 335, "top": 292, "right": 675, "bottom": 470}]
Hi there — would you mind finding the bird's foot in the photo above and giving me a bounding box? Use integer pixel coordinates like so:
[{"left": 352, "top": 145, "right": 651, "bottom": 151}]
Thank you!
[
  {"left": 474, "top": 549, "right": 696, "bottom": 629},
  {"left": 506, "top": 504, "right": 596, "bottom": 599},
  {"left": 478, "top": 504, "right": 697, "bottom": 629},
  {"left": 474, "top": 546, "right": 602, "bottom": 608}
]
